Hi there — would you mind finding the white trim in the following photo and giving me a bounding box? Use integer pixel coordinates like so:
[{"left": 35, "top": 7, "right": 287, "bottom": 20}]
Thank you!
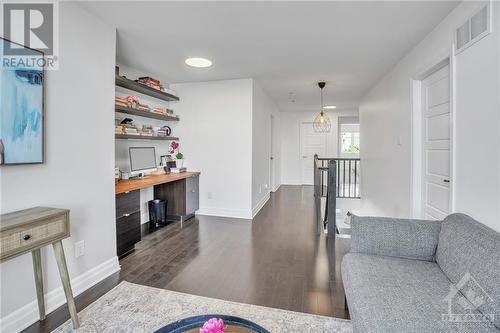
[
  {"left": 272, "top": 183, "right": 281, "bottom": 193},
  {"left": 0, "top": 256, "right": 120, "bottom": 333},
  {"left": 252, "top": 193, "right": 270, "bottom": 218},
  {"left": 196, "top": 208, "right": 252, "bottom": 220},
  {"left": 281, "top": 180, "right": 302, "bottom": 186},
  {"left": 270, "top": 114, "right": 275, "bottom": 193}
]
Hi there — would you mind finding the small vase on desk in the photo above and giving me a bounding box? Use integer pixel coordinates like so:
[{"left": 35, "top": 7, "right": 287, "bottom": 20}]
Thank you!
[{"left": 176, "top": 159, "right": 184, "bottom": 168}]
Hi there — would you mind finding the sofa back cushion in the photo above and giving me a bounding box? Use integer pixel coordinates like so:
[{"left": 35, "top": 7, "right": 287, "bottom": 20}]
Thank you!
[
  {"left": 351, "top": 215, "right": 441, "bottom": 261},
  {"left": 436, "top": 213, "right": 500, "bottom": 329}
]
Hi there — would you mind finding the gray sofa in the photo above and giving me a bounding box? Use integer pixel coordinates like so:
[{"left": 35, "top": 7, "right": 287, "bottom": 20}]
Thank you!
[{"left": 342, "top": 213, "right": 500, "bottom": 333}]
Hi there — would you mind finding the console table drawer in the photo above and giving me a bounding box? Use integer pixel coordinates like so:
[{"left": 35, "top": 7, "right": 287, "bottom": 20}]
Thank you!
[
  {"left": 1, "top": 232, "right": 21, "bottom": 254},
  {"left": 0, "top": 209, "right": 70, "bottom": 262}
]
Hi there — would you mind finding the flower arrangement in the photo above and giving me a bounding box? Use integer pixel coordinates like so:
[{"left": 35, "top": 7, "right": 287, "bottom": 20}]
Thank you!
[
  {"left": 169, "top": 141, "right": 179, "bottom": 154},
  {"left": 169, "top": 141, "right": 184, "bottom": 167},
  {"left": 200, "top": 318, "right": 225, "bottom": 333}
]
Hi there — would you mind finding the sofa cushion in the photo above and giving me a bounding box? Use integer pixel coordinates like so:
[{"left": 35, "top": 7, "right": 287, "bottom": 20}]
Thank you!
[
  {"left": 436, "top": 213, "right": 500, "bottom": 329},
  {"left": 342, "top": 253, "right": 499, "bottom": 333},
  {"left": 350, "top": 215, "right": 441, "bottom": 261}
]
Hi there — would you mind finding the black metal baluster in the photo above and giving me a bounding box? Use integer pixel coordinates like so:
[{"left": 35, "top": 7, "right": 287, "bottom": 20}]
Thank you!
[
  {"left": 349, "top": 160, "right": 352, "bottom": 198},
  {"left": 354, "top": 160, "right": 358, "bottom": 198}
]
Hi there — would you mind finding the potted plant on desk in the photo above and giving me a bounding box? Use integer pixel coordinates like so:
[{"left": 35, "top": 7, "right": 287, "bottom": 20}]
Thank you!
[
  {"left": 175, "top": 151, "right": 184, "bottom": 168},
  {"left": 169, "top": 141, "right": 184, "bottom": 168}
]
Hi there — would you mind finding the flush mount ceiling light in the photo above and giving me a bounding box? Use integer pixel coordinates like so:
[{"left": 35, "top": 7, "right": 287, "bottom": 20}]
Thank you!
[
  {"left": 313, "top": 82, "right": 332, "bottom": 133},
  {"left": 323, "top": 105, "right": 337, "bottom": 109},
  {"left": 185, "top": 57, "right": 212, "bottom": 68}
]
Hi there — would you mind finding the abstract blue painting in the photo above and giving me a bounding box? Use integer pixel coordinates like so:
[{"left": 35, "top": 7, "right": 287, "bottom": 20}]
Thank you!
[{"left": 0, "top": 38, "right": 44, "bottom": 164}]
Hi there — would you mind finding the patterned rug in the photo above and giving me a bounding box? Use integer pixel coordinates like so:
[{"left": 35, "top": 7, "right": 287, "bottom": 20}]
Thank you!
[{"left": 53, "top": 281, "right": 352, "bottom": 332}]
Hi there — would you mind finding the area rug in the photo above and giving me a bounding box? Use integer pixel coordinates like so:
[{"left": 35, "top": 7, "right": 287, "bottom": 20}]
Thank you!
[{"left": 53, "top": 281, "right": 352, "bottom": 332}]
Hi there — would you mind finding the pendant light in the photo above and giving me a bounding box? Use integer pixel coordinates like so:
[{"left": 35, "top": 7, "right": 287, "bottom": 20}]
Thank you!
[{"left": 313, "top": 82, "right": 331, "bottom": 133}]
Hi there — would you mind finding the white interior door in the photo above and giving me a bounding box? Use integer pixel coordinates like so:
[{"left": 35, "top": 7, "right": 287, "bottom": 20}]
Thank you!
[
  {"left": 300, "top": 123, "right": 326, "bottom": 185},
  {"left": 422, "top": 65, "right": 451, "bottom": 220}
]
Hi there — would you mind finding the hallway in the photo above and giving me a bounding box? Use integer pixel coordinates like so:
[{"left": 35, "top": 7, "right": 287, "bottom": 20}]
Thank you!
[{"left": 120, "top": 185, "right": 350, "bottom": 318}]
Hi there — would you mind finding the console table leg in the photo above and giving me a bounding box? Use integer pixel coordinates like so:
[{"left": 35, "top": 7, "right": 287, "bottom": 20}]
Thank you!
[
  {"left": 53, "top": 240, "right": 80, "bottom": 328},
  {"left": 32, "top": 249, "right": 46, "bottom": 320}
]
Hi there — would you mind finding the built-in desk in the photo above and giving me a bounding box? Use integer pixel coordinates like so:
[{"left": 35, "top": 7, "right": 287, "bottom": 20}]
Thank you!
[
  {"left": 115, "top": 172, "right": 200, "bottom": 258},
  {"left": 115, "top": 172, "right": 200, "bottom": 194}
]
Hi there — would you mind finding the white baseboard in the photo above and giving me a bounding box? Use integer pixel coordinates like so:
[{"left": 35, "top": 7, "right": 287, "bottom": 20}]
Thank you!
[
  {"left": 0, "top": 256, "right": 120, "bottom": 333},
  {"left": 196, "top": 207, "right": 252, "bottom": 220},
  {"left": 252, "top": 193, "right": 270, "bottom": 218},
  {"left": 281, "top": 180, "right": 302, "bottom": 185}
]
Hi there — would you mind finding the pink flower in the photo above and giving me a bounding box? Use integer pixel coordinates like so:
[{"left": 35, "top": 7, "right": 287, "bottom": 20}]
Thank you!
[
  {"left": 169, "top": 141, "right": 179, "bottom": 154},
  {"left": 199, "top": 318, "right": 224, "bottom": 333}
]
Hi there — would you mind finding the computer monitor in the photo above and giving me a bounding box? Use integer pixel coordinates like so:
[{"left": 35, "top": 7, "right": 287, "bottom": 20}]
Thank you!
[{"left": 129, "top": 147, "right": 157, "bottom": 177}]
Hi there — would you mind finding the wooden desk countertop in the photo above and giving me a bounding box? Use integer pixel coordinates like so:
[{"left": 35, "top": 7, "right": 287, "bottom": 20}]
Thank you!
[{"left": 115, "top": 172, "right": 200, "bottom": 194}]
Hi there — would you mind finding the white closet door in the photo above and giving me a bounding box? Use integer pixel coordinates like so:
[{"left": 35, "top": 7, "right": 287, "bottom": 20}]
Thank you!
[{"left": 422, "top": 65, "right": 451, "bottom": 220}]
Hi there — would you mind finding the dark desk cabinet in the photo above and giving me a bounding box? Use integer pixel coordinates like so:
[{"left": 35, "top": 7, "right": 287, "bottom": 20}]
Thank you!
[
  {"left": 154, "top": 174, "right": 199, "bottom": 225},
  {"left": 115, "top": 190, "right": 141, "bottom": 258},
  {"left": 115, "top": 173, "right": 200, "bottom": 259}
]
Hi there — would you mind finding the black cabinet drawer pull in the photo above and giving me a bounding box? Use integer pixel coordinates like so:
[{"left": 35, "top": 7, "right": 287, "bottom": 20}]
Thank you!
[{"left": 23, "top": 234, "right": 31, "bottom": 241}]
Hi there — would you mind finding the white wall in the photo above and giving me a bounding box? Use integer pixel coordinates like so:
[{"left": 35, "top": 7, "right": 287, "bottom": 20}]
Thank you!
[
  {"left": 170, "top": 79, "right": 254, "bottom": 219},
  {"left": 359, "top": 1, "right": 500, "bottom": 232},
  {"left": 0, "top": 3, "right": 119, "bottom": 332},
  {"left": 252, "top": 81, "right": 281, "bottom": 215},
  {"left": 280, "top": 109, "right": 359, "bottom": 185}
]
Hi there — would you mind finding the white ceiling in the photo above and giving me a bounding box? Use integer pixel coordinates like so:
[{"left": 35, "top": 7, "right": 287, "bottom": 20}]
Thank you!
[{"left": 82, "top": 1, "right": 458, "bottom": 112}]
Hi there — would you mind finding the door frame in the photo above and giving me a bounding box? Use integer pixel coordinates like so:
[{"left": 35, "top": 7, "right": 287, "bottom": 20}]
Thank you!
[
  {"left": 410, "top": 53, "right": 456, "bottom": 219},
  {"left": 270, "top": 114, "right": 276, "bottom": 192}
]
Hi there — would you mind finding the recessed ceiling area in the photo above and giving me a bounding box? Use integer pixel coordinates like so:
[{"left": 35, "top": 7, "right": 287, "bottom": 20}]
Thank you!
[{"left": 82, "top": 1, "right": 459, "bottom": 112}]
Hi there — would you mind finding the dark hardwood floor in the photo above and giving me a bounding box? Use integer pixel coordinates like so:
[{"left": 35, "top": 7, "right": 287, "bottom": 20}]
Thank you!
[{"left": 24, "top": 185, "right": 350, "bottom": 332}]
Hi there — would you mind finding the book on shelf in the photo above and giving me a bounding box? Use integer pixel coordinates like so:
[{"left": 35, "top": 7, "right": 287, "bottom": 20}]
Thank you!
[{"left": 137, "top": 77, "right": 162, "bottom": 86}]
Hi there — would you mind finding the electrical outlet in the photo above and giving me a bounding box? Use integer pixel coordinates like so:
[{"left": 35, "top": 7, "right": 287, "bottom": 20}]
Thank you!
[
  {"left": 207, "top": 192, "right": 213, "bottom": 200},
  {"left": 75, "top": 240, "right": 85, "bottom": 258}
]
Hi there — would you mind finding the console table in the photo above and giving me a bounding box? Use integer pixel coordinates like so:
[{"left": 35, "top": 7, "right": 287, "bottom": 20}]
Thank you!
[{"left": 0, "top": 207, "right": 79, "bottom": 328}]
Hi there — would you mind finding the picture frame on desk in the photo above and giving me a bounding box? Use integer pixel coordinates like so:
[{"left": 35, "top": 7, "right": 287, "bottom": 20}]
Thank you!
[{"left": 160, "top": 155, "right": 176, "bottom": 173}]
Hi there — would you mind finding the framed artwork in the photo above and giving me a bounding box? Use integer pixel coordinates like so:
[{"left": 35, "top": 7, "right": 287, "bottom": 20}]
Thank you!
[{"left": 0, "top": 37, "right": 45, "bottom": 165}]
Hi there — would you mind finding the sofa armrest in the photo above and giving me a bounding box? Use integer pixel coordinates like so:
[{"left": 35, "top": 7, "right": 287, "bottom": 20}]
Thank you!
[{"left": 350, "top": 215, "right": 441, "bottom": 261}]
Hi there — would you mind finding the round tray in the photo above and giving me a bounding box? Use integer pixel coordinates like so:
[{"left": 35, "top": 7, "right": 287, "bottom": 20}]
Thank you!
[{"left": 155, "top": 314, "right": 270, "bottom": 333}]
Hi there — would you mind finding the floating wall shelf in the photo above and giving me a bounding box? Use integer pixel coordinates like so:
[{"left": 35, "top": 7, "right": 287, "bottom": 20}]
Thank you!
[
  {"left": 115, "top": 134, "right": 179, "bottom": 141},
  {"left": 115, "top": 75, "right": 180, "bottom": 102},
  {"left": 115, "top": 106, "right": 179, "bottom": 122}
]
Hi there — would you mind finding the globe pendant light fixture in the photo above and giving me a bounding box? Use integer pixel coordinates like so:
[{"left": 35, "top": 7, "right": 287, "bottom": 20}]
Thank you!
[{"left": 313, "top": 82, "right": 331, "bottom": 133}]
